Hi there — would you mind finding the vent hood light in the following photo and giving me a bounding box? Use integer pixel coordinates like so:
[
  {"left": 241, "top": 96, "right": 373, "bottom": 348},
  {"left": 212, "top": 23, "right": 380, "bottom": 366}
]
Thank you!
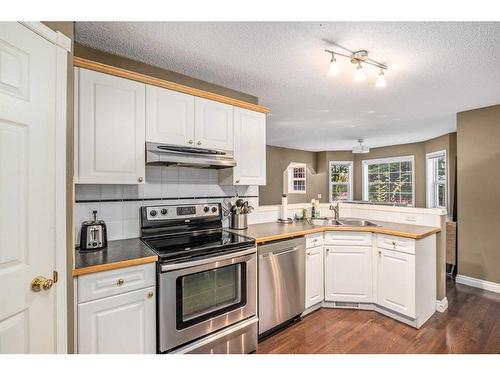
[{"left": 352, "top": 139, "right": 370, "bottom": 154}]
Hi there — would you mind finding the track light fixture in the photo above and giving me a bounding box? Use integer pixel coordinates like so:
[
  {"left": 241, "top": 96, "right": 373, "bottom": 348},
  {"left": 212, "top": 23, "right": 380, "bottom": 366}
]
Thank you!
[{"left": 324, "top": 41, "right": 388, "bottom": 87}]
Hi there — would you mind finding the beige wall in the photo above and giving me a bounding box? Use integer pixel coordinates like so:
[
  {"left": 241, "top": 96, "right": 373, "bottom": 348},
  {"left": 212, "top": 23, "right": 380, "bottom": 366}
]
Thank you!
[
  {"left": 74, "top": 43, "right": 258, "bottom": 104},
  {"left": 259, "top": 146, "right": 326, "bottom": 205},
  {"left": 457, "top": 104, "right": 500, "bottom": 284},
  {"left": 262, "top": 134, "right": 457, "bottom": 212},
  {"left": 42, "top": 21, "right": 75, "bottom": 354}
]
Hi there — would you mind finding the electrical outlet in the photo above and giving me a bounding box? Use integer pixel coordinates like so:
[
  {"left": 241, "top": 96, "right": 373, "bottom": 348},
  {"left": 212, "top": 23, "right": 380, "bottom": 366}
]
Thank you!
[{"left": 317, "top": 193, "right": 322, "bottom": 199}]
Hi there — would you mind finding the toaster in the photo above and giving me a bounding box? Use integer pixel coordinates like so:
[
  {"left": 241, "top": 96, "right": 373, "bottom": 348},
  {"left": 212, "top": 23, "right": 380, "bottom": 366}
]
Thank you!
[{"left": 79, "top": 210, "right": 107, "bottom": 251}]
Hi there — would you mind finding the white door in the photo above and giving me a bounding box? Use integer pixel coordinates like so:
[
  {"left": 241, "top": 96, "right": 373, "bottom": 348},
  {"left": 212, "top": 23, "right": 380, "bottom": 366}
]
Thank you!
[
  {"left": 145, "top": 85, "right": 195, "bottom": 146},
  {"left": 194, "top": 97, "right": 233, "bottom": 150},
  {"left": 76, "top": 68, "right": 145, "bottom": 184},
  {"left": 377, "top": 248, "right": 416, "bottom": 318},
  {"left": 324, "top": 246, "right": 372, "bottom": 303},
  {"left": 0, "top": 22, "right": 68, "bottom": 353},
  {"left": 233, "top": 108, "right": 266, "bottom": 185},
  {"left": 78, "top": 287, "right": 156, "bottom": 354},
  {"left": 305, "top": 246, "right": 324, "bottom": 308}
]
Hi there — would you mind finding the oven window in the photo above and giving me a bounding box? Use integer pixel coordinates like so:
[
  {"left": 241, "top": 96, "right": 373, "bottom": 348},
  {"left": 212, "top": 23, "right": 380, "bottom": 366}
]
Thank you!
[{"left": 176, "top": 263, "right": 247, "bottom": 330}]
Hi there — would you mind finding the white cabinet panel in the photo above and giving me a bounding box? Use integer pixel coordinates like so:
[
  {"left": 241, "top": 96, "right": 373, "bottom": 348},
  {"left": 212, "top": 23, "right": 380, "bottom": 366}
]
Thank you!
[
  {"left": 232, "top": 108, "right": 266, "bottom": 185},
  {"left": 377, "top": 248, "right": 416, "bottom": 318},
  {"left": 305, "top": 245, "right": 324, "bottom": 308},
  {"left": 146, "top": 85, "right": 195, "bottom": 146},
  {"left": 377, "top": 234, "right": 416, "bottom": 254},
  {"left": 324, "top": 246, "right": 372, "bottom": 303},
  {"left": 306, "top": 233, "right": 324, "bottom": 249},
  {"left": 78, "top": 287, "right": 156, "bottom": 354},
  {"left": 194, "top": 97, "right": 233, "bottom": 150},
  {"left": 77, "top": 263, "right": 156, "bottom": 303},
  {"left": 76, "top": 68, "right": 145, "bottom": 184}
]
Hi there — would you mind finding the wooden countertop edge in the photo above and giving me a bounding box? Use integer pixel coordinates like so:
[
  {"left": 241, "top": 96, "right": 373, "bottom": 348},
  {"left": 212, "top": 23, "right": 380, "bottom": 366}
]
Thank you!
[
  {"left": 72, "top": 255, "right": 158, "bottom": 277},
  {"left": 255, "top": 226, "right": 441, "bottom": 244}
]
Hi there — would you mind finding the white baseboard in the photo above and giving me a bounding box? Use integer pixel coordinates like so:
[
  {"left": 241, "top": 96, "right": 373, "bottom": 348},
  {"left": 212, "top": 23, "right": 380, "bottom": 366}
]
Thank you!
[
  {"left": 436, "top": 297, "right": 448, "bottom": 312},
  {"left": 456, "top": 274, "right": 500, "bottom": 294}
]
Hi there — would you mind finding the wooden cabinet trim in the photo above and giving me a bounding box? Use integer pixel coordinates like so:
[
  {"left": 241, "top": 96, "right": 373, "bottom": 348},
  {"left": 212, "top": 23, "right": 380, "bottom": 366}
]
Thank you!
[{"left": 74, "top": 57, "right": 270, "bottom": 114}]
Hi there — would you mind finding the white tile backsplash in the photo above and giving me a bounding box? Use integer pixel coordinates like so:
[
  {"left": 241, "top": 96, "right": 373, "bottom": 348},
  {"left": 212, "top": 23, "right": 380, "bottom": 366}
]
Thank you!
[{"left": 74, "top": 165, "right": 259, "bottom": 243}]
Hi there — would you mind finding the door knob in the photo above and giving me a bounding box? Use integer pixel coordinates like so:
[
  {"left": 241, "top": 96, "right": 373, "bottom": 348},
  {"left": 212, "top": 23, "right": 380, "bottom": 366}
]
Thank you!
[
  {"left": 147, "top": 291, "right": 154, "bottom": 299},
  {"left": 138, "top": 176, "right": 144, "bottom": 183},
  {"left": 31, "top": 276, "right": 54, "bottom": 292}
]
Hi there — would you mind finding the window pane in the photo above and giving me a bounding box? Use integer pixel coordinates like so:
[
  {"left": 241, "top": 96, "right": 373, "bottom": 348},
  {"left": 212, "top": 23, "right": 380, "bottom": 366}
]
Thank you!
[
  {"left": 293, "top": 180, "right": 305, "bottom": 191},
  {"left": 332, "top": 184, "right": 349, "bottom": 201},
  {"left": 365, "top": 159, "right": 413, "bottom": 205},
  {"left": 438, "top": 183, "right": 446, "bottom": 207}
]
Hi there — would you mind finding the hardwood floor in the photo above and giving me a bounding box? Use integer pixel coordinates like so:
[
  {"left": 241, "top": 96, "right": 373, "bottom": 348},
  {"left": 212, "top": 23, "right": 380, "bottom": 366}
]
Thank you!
[{"left": 257, "top": 279, "right": 500, "bottom": 353}]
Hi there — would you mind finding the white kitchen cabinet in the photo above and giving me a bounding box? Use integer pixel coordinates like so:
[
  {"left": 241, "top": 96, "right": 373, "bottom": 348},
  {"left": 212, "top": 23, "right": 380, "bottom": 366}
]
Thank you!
[
  {"left": 75, "top": 263, "right": 156, "bottom": 354},
  {"left": 75, "top": 68, "right": 146, "bottom": 184},
  {"left": 376, "top": 248, "right": 416, "bottom": 318},
  {"left": 219, "top": 107, "right": 267, "bottom": 185},
  {"left": 324, "top": 245, "right": 372, "bottom": 303},
  {"left": 305, "top": 245, "right": 324, "bottom": 308},
  {"left": 194, "top": 97, "right": 234, "bottom": 151},
  {"left": 146, "top": 85, "right": 195, "bottom": 146},
  {"left": 78, "top": 286, "right": 156, "bottom": 354}
]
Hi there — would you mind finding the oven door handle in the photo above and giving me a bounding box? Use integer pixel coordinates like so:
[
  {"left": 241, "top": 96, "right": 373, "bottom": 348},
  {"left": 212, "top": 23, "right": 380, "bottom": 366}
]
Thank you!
[{"left": 160, "top": 247, "right": 256, "bottom": 272}]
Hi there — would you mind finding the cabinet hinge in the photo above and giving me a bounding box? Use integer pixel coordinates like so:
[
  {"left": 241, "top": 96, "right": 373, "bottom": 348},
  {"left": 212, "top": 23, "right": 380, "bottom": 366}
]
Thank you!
[{"left": 53, "top": 270, "right": 58, "bottom": 284}]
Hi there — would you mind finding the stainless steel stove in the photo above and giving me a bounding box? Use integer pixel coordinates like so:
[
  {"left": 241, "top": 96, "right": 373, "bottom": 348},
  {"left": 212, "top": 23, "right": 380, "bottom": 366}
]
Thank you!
[{"left": 140, "top": 203, "right": 258, "bottom": 354}]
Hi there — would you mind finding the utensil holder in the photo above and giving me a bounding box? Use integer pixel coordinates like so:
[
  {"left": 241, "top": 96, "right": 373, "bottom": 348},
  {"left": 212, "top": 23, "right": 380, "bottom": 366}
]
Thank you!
[{"left": 229, "top": 213, "right": 248, "bottom": 230}]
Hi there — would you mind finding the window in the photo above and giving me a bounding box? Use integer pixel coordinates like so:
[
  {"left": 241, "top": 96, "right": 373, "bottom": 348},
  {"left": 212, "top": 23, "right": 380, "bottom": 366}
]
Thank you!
[
  {"left": 284, "top": 162, "right": 307, "bottom": 194},
  {"left": 362, "top": 156, "right": 414, "bottom": 206},
  {"left": 426, "top": 150, "right": 447, "bottom": 209},
  {"left": 329, "top": 161, "right": 353, "bottom": 201}
]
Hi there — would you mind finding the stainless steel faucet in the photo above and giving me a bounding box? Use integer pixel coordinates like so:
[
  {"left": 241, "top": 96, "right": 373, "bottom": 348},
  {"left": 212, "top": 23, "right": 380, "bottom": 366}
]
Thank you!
[{"left": 329, "top": 202, "right": 340, "bottom": 221}]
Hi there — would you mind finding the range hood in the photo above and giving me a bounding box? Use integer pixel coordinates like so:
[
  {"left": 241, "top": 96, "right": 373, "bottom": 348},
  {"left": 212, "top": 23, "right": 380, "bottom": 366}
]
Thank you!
[{"left": 145, "top": 142, "right": 236, "bottom": 169}]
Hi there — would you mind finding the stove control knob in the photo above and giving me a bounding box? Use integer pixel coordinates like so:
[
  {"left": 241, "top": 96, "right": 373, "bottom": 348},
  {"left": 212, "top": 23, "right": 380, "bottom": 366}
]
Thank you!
[
  {"left": 211, "top": 207, "right": 218, "bottom": 213},
  {"left": 203, "top": 206, "right": 210, "bottom": 213},
  {"left": 150, "top": 210, "right": 158, "bottom": 217},
  {"left": 160, "top": 208, "right": 168, "bottom": 215}
]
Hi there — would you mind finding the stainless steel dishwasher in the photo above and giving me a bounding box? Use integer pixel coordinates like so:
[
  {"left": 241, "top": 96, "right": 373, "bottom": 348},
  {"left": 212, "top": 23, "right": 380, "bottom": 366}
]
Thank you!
[{"left": 258, "top": 237, "right": 306, "bottom": 336}]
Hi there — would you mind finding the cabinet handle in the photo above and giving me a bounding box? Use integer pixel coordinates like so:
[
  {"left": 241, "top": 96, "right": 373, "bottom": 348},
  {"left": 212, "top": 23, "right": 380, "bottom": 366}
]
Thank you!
[
  {"left": 117, "top": 278, "right": 124, "bottom": 286},
  {"left": 307, "top": 252, "right": 311, "bottom": 256},
  {"left": 147, "top": 291, "right": 154, "bottom": 299},
  {"left": 197, "top": 141, "right": 202, "bottom": 146},
  {"left": 235, "top": 180, "right": 240, "bottom": 184},
  {"left": 325, "top": 248, "right": 330, "bottom": 254},
  {"left": 138, "top": 176, "right": 144, "bottom": 183},
  {"left": 188, "top": 140, "right": 194, "bottom": 144},
  {"left": 378, "top": 250, "right": 382, "bottom": 255},
  {"left": 391, "top": 240, "right": 397, "bottom": 248}
]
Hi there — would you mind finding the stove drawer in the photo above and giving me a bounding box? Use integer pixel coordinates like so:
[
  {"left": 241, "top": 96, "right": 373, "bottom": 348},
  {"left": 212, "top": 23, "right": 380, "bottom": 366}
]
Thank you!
[{"left": 77, "top": 263, "right": 156, "bottom": 303}]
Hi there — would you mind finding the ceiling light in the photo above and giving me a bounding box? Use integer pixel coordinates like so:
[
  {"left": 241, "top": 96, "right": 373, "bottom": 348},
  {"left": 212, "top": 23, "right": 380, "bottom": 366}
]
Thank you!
[
  {"left": 352, "top": 139, "right": 370, "bottom": 154},
  {"left": 354, "top": 63, "right": 366, "bottom": 82},
  {"left": 324, "top": 42, "right": 388, "bottom": 87},
  {"left": 328, "top": 55, "right": 340, "bottom": 77},
  {"left": 376, "top": 69, "right": 387, "bottom": 88}
]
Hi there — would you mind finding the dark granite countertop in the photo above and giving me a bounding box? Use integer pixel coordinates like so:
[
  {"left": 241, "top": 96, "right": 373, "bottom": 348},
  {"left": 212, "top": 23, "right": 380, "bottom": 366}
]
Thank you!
[{"left": 73, "top": 238, "right": 158, "bottom": 276}]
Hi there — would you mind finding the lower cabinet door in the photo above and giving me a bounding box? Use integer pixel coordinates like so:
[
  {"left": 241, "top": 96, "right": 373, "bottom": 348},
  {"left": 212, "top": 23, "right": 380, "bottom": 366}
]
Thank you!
[
  {"left": 305, "top": 246, "right": 324, "bottom": 308},
  {"left": 377, "top": 248, "right": 416, "bottom": 318},
  {"left": 78, "top": 287, "right": 156, "bottom": 354},
  {"left": 324, "top": 246, "right": 372, "bottom": 303}
]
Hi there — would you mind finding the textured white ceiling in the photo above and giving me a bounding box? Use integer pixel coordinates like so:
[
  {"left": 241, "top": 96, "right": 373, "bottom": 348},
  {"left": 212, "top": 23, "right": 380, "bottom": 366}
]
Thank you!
[{"left": 75, "top": 22, "right": 500, "bottom": 151}]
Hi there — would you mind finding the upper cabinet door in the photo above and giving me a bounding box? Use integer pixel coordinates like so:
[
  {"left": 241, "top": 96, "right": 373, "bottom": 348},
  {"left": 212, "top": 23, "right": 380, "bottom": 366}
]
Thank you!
[
  {"left": 146, "top": 85, "right": 195, "bottom": 146},
  {"left": 233, "top": 107, "right": 266, "bottom": 185},
  {"left": 76, "top": 68, "right": 145, "bottom": 184},
  {"left": 194, "top": 97, "right": 233, "bottom": 151}
]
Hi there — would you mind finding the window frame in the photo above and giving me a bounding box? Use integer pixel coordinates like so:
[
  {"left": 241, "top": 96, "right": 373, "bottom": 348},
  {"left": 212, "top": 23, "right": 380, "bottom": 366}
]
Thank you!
[
  {"left": 328, "top": 160, "right": 354, "bottom": 202},
  {"left": 285, "top": 162, "right": 307, "bottom": 194},
  {"left": 426, "top": 150, "right": 447, "bottom": 209},
  {"left": 362, "top": 155, "right": 415, "bottom": 206}
]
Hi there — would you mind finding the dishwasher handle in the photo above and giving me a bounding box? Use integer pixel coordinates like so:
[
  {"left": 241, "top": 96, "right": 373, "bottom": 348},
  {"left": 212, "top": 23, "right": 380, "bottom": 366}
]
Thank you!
[{"left": 260, "top": 246, "right": 300, "bottom": 258}]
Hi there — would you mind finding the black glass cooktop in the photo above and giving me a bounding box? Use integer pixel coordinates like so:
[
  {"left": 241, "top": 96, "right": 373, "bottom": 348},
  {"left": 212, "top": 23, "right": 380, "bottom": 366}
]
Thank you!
[{"left": 142, "top": 229, "right": 255, "bottom": 263}]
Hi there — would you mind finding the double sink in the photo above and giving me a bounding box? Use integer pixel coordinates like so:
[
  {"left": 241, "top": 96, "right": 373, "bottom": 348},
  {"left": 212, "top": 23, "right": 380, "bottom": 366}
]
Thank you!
[{"left": 310, "top": 218, "right": 379, "bottom": 227}]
